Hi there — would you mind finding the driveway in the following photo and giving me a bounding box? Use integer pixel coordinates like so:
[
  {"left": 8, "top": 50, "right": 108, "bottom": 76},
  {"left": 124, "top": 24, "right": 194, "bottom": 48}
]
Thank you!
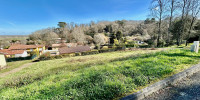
[{"left": 143, "top": 71, "right": 200, "bottom": 100}]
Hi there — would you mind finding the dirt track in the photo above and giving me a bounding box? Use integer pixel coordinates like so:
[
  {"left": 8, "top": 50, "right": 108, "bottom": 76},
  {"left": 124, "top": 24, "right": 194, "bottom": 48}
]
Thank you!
[{"left": 0, "top": 63, "right": 34, "bottom": 78}]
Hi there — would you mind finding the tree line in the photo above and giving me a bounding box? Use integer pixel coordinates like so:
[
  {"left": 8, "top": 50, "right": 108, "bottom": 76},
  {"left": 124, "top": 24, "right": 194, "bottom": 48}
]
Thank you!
[
  {"left": 27, "top": 0, "right": 200, "bottom": 47},
  {"left": 150, "top": 0, "right": 200, "bottom": 46}
]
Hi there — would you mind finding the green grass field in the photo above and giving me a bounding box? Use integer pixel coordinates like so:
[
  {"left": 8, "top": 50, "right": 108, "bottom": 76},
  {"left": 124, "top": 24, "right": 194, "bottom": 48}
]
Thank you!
[{"left": 0, "top": 48, "right": 200, "bottom": 100}]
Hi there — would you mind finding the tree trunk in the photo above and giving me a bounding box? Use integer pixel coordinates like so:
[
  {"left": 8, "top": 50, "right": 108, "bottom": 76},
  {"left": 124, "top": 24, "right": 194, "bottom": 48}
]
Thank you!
[
  {"left": 185, "top": 16, "right": 196, "bottom": 46},
  {"left": 157, "top": 11, "right": 162, "bottom": 47},
  {"left": 167, "top": 0, "right": 174, "bottom": 46},
  {"left": 177, "top": 38, "right": 179, "bottom": 46}
]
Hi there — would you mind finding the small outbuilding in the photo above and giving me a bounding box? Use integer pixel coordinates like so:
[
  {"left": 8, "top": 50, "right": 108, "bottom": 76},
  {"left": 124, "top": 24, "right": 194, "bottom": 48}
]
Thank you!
[{"left": 0, "top": 53, "right": 7, "bottom": 68}]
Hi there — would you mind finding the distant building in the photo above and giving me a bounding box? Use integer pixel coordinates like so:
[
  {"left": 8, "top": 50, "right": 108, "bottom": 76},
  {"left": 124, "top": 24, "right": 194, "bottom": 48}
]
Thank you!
[
  {"left": 9, "top": 44, "right": 45, "bottom": 55},
  {"left": 126, "top": 36, "right": 147, "bottom": 45},
  {"left": 43, "top": 50, "right": 60, "bottom": 56},
  {"left": 0, "top": 53, "right": 7, "bottom": 68},
  {"left": 52, "top": 43, "right": 77, "bottom": 50},
  {"left": 0, "top": 49, "right": 28, "bottom": 58},
  {"left": 59, "top": 46, "right": 91, "bottom": 54}
]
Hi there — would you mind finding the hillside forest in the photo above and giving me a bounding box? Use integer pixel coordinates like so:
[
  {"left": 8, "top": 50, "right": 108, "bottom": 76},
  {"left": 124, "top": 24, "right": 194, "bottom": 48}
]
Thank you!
[{"left": 1, "top": 0, "right": 200, "bottom": 48}]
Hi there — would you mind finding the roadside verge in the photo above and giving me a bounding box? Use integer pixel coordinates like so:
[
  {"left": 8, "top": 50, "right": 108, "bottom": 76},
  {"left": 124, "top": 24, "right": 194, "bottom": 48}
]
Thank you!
[{"left": 121, "top": 62, "right": 200, "bottom": 100}]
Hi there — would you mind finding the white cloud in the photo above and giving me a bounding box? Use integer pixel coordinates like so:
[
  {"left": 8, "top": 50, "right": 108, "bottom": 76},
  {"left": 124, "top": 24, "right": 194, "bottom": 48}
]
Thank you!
[{"left": 6, "top": 21, "right": 16, "bottom": 27}]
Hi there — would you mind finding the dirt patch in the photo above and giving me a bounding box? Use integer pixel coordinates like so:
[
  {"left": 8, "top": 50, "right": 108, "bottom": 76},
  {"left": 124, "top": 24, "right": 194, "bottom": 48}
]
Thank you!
[
  {"left": 0, "top": 63, "right": 34, "bottom": 78},
  {"left": 0, "top": 66, "right": 9, "bottom": 71}
]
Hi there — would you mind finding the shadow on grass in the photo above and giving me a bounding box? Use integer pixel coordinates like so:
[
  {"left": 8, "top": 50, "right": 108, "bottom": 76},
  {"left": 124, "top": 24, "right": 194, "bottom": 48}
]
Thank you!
[{"left": 163, "top": 52, "right": 200, "bottom": 58}]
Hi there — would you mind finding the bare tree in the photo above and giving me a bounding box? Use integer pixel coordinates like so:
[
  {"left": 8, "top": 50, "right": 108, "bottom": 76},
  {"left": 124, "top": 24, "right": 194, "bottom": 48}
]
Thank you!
[
  {"left": 29, "top": 28, "right": 59, "bottom": 45},
  {"left": 185, "top": 0, "right": 200, "bottom": 46},
  {"left": 71, "top": 27, "right": 86, "bottom": 44},
  {"left": 93, "top": 33, "right": 107, "bottom": 45},
  {"left": 42, "top": 30, "right": 59, "bottom": 46},
  {"left": 151, "top": 0, "right": 168, "bottom": 47},
  {"left": 166, "top": 0, "right": 178, "bottom": 45},
  {"left": 177, "top": 0, "right": 192, "bottom": 45}
]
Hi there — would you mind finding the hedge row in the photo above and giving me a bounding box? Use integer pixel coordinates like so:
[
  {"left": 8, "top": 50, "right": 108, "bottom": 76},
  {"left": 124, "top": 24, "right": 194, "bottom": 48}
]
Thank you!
[
  {"left": 6, "top": 55, "right": 37, "bottom": 62},
  {"left": 39, "top": 47, "right": 125, "bottom": 61}
]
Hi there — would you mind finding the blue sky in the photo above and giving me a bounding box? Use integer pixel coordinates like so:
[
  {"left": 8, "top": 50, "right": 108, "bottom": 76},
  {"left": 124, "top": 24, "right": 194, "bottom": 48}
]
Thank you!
[{"left": 0, "top": 0, "right": 151, "bottom": 35}]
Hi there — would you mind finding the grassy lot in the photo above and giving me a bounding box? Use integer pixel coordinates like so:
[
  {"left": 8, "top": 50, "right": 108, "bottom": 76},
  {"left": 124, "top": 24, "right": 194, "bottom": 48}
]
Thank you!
[
  {"left": 0, "top": 48, "right": 200, "bottom": 100},
  {"left": 0, "top": 60, "right": 31, "bottom": 74}
]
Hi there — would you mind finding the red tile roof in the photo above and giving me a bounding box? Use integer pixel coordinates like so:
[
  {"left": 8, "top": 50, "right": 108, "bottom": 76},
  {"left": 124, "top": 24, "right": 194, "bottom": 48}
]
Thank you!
[
  {"left": 0, "top": 49, "right": 25, "bottom": 55},
  {"left": 36, "top": 45, "right": 45, "bottom": 48},
  {"left": 59, "top": 46, "right": 91, "bottom": 54}
]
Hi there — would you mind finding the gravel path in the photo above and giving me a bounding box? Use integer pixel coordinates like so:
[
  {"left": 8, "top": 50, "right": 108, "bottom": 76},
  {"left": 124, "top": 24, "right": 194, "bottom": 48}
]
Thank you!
[
  {"left": 0, "top": 63, "right": 34, "bottom": 78},
  {"left": 143, "top": 71, "right": 200, "bottom": 100}
]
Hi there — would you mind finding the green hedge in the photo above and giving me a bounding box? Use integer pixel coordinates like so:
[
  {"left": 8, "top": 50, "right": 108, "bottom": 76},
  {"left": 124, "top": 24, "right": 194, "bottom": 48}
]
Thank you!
[
  {"left": 81, "top": 50, "right": 99, "bottom": 56},
  {"left": 6, "top": 56, "right": 35, "bottom": 62},
  {"left": 38, "top": 46, "right": 125, "bottom": 61},
  {"left": 99, "top": 48, "right": 116, "bottom": 53},
  {"left": 39, "top": 52, "right": 77, "bottom": 61}
]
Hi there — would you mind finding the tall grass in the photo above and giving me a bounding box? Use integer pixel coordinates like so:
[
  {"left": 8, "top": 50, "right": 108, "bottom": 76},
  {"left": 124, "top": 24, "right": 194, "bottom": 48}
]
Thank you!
[{"left": 0, "top": 49, "right": 200, "bottom": 100}]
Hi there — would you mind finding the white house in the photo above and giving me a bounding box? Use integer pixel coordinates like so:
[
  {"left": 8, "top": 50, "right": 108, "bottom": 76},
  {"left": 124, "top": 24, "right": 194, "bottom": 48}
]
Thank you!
[
  {"left": 15, "top": 51, "right": 28, "bottom": 58},
  {"left": 0, "top": 49, "right": 28, "bottom": 58}
]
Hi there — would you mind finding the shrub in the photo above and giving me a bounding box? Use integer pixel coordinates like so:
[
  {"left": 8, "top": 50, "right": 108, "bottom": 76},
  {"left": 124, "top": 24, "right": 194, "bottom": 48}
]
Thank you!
[
  {"left": 54, "top": 55, "right": 63, "bottom": 59},
  {"left": 75, "top": 52, "right": 82, "bottom": 56},
  {"left": 102, "top": 46, "right": 109, "bottom": 49},
  {"left": 114, "top": 39, "right": 119, "bottom": 45},
  {"left": 95, "top": 44, "right": 101, "bottom": 50},
  {"left": 39, "top": 52, "right": 51, "bottom": 60},
  {"left": 30, "top": 50, "right": 40, "bottom": 57},
  {"left": 139, "top": 44, "right": 149, "bottom": 48},
  {"left": 69, "top": 53, "right": 76, "bottom": 57},
  {"left": 62, "top": 54, "right": 71, "bottom": 57},
  {"left": 91, "top": 50, "right": 99, "bottom": 54},
  {"left": 81, "top": 50, "right": 99, "bottom": 56},
  {"left": 126, "top": 41, "right": 137, "bottom": 48},
  {"left": 99, "top": 48, "right": 116, "bottom": 53},
  {"left": 157, "top": 40, "right": 166, "bottom": 47}
]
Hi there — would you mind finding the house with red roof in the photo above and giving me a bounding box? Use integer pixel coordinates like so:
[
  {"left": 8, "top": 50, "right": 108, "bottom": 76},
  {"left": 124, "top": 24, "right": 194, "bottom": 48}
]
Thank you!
[
  {"left": 9, "top": 44, "right": 45, "bottom": 55},
  {"left": 0, "top": 49, "right": 28, "bottom": 58},
  {"left": 52, "top": 43, "right": 77, "bottom": 50}
]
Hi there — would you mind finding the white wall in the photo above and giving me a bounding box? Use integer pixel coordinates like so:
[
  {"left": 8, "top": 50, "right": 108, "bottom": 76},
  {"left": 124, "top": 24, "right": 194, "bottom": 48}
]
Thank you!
[
  {"left": 0, "top": 54, "right": 6, "bottom": 68},
  {"left": 15, "top": 51, "right": 28, "bottom": 58}
]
